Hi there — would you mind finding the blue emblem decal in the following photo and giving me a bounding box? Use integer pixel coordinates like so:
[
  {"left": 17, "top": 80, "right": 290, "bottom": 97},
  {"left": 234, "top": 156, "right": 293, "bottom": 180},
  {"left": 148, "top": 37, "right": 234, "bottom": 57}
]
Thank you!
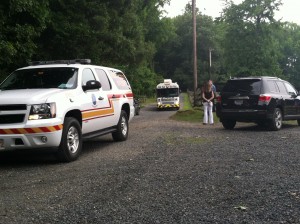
[{"left": 92, "top": 94, "right": 97, "bottom": 106}]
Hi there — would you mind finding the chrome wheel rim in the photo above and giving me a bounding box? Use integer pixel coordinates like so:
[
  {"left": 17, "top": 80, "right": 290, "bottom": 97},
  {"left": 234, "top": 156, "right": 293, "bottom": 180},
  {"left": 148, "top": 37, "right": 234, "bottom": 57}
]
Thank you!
[
  {"left": 121, "top": 116, "right": 128, "bottom": 136},
  {"left": 67, "top": 126, "right": 79, "bottom": 154},
  {"left": 275, "top": 110, "right": 282, "bottom": 129}
]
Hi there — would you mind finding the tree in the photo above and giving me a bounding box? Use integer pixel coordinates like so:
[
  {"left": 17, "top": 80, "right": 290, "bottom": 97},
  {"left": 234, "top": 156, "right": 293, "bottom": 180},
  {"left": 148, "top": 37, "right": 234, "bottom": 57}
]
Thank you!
[
  {"left": 154, "top": 3, "right": 222, "bottom": 90},
  {"left": 277, "top": 22, "right": 300, "bottom": 88},
  {"left": 0, "top": 0, "right": 49, "bottom": 78},
  {"left": 221, "top": 0, "right": 283, "bottom": 77},
  {"left": 33, "top": 0, "right": 170, "bottom": 96}
]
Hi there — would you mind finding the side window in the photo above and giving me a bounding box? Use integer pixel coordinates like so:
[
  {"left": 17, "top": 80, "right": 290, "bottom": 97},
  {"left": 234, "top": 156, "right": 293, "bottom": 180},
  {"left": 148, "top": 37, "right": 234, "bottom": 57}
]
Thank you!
[
  {"left": 95, "top": 69, "right": 112, "bottom": 91},
  {"left": 267, "top": 81, "right": 279, "bottom": 93},
  {"left": 284, "top": 82, "right": 297, "bottom": 96},
  {"left": 82, "top": 68, "right": 95, "bottom": 85},
  {"left": 109, "top": 71, "right": 131, "bottom": 90},
  {"left": 276, "top": 81, "right": 287, "bottom": 94}
]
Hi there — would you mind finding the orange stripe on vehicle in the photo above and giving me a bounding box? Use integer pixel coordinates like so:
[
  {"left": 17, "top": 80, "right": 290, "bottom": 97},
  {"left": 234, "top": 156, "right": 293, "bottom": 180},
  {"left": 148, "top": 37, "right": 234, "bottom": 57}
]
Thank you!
[
  {"left": 0, "top": 125, "right": 63, "bottom": 135},
  {"left": 17, "top": 129, "right": 29, "bottom": 134},
  {"left": 82, "top": 99, "right": 115, "bottom": 120},
  {"left": 4, "top": 129, "right": 14, "bottom": 134},
  {"left": 82, "top": 107, "right": 114, "bottom": 120},
  {"left": 31, "top": 127, "right": 43, "bottom": 133},
  {"left": 47, "top": 126, "right": 57, "bottom": 132}
]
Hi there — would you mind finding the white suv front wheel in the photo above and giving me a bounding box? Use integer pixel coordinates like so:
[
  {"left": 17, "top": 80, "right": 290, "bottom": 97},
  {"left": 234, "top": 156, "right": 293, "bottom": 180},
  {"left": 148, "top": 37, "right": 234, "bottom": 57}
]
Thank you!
[{"left": 57, "top": 117, "right": 82, "bottom": 162}]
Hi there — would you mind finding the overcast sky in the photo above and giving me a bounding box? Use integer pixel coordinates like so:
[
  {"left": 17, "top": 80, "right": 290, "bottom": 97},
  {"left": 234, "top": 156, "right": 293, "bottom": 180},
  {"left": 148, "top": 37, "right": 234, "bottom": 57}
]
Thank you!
[{"left": 163, "top": 0, "right": 300, "bottom": 24}]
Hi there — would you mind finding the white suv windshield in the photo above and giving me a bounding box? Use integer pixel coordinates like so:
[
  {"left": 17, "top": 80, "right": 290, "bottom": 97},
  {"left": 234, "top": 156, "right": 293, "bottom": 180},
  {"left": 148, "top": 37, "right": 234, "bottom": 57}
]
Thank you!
[{"left": 0, "top": 67, "right": 78, "bottom": 90}]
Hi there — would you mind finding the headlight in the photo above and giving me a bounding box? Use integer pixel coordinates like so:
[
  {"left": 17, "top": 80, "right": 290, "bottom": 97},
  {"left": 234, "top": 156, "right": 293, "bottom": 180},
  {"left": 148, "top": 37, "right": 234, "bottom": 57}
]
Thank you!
[{"left": 29, "top": 103, "right": 56, "bottom": 120}]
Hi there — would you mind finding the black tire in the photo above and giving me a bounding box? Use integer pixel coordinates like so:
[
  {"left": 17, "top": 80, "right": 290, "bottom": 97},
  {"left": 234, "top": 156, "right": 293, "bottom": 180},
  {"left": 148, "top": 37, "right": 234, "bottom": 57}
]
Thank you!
[
  {"left": 57, "top": 117, "right": 82, "bottom": 162},
  {"left": 135, "top": 107, "right": 140, "bottom": 116},
  {"left": 222, "top": 120, "right": 236, "bottom": 130},
  {"left": 297, "top": 119, "right": 300, "bottom": 126},
  {"left": 112, "top": 110, "right": 129, "bottom": 141},
  {"left": 268, "top": 108, "right": 282, "bottom": 131}
]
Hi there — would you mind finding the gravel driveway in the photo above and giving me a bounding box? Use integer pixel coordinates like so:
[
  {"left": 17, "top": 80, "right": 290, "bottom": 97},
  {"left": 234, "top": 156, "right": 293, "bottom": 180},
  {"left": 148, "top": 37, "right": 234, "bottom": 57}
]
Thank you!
[{"left": 0, "top": 103, "right": 299, "bottom": 224}]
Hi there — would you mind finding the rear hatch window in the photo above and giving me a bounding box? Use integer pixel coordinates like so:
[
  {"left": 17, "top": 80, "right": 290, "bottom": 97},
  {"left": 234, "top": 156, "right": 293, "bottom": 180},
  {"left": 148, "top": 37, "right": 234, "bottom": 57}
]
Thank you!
[
  {"left": 223, "top": 79, "right": 262, "bottom": 95},
  {"left": 221, "top": 79, "right": 262, "bottom": 109}
]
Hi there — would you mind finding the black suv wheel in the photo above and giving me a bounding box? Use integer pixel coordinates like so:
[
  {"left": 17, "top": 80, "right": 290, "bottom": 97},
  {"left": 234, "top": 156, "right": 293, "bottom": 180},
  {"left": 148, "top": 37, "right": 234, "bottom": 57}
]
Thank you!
[
  {"left": 268, "top": 108, "right": 282, "bottom": 131},
  {"left": 221, "top": 120, "right": 236, "bottom": 130}
]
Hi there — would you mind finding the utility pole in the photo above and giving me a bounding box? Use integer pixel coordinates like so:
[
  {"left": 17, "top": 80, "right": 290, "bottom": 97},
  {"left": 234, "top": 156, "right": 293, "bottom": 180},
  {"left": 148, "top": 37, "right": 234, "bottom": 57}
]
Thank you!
[
  {"left": 192, "top": 0, "right": 197, "bottom": 107},
  {"left": 209, "top": 47, "right": 213, "bottom": 79}
]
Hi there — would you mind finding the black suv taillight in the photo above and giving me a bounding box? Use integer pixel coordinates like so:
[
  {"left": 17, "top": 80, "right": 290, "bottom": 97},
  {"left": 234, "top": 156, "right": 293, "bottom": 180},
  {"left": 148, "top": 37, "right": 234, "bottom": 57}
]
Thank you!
[
  {"left": 217, "top": 95, "right": 222, "bottom": 103},
  {"left": 258, "top": 94, "right": 272, "bottom": 105}
]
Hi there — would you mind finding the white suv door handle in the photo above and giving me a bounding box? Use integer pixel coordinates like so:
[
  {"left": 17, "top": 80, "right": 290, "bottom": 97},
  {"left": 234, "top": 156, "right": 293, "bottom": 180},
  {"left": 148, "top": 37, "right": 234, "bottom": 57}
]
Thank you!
[{"left": 98, "top": 96, "right": 104, "bottom": 100}]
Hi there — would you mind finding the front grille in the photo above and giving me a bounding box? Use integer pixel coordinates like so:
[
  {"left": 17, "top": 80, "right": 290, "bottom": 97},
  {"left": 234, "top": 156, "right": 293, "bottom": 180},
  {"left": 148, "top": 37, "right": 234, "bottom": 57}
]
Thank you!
[
  {"left": 162, "top": 98, "right": 174, "bottom": 101},
  {"left": 0, "top": 105, "right": 27, "bottom": 111},
  {"left": 0, "top": 115, "right": 25, "bottom": 124}
]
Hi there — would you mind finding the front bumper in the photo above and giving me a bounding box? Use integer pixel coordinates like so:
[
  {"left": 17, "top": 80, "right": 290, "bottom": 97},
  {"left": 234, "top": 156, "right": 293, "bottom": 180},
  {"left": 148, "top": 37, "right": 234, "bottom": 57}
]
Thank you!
[
  {"left": 0, "top": 121, "right": 63, "bottom": 151},
  {"left": 157, "top": 104, "right": 180, "bottom": 109}
]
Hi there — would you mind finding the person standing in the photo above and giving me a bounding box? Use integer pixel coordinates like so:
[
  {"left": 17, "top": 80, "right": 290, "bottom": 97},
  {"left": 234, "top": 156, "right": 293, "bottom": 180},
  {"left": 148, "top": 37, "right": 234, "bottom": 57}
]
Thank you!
[
  {"left": 209, "top": 80, "right": 216, "bottom": 93},
  {"left": 202, "top": 81, "right": 214, "bottom": 125},
  {"left": 209, "top": 80, "right": 216, "bottom": 112}
]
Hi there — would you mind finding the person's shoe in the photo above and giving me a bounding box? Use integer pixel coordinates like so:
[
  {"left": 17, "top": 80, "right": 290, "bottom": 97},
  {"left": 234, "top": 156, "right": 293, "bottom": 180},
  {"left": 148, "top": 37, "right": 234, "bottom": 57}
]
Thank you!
[{"left": 203, "top": 123, "right": 207, "bottom": 125}]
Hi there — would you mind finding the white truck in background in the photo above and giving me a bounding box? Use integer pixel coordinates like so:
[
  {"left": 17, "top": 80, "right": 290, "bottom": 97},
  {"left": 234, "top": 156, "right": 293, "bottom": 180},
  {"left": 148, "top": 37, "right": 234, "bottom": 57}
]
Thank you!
[{"left": 156, "top": 79, "right": 180, "bottom": 110}]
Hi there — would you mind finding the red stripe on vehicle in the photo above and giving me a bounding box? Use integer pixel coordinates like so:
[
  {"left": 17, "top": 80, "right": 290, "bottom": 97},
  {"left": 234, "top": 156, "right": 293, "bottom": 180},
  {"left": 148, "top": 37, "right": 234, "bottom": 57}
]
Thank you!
[
  {"left": 11, "top": 129, "right": 21, "bottom": 134},
  {"left": 40, "top": 127, "right": 50, "bottom": 132}
]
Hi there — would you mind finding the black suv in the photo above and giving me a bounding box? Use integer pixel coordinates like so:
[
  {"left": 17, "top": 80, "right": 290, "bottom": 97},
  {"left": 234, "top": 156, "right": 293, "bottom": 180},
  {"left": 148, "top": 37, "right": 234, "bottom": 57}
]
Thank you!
[{"left": 216, "top": 76, "right": 300, "bottom": 131}]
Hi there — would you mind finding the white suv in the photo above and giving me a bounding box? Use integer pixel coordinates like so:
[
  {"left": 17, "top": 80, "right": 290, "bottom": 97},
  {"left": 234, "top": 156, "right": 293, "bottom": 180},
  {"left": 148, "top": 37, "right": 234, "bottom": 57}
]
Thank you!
[{"left": 0, "top": 59, "right": 134, "bottom": 162}]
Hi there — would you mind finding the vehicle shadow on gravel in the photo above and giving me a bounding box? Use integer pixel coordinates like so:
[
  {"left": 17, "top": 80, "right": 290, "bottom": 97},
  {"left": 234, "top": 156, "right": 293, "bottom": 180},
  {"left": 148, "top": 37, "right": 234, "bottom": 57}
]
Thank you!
[
  {"left": 0, "top": 136, "right": 115, "bottom": 166},
  {"left": 0, "top": 149, "right": 59, "bottom": 166},
  {"left": 226, "top": 123, "right": 298, "bottom": 132},
  {"left": 82, "top": 137, "right": 113, "bottom": 154}
]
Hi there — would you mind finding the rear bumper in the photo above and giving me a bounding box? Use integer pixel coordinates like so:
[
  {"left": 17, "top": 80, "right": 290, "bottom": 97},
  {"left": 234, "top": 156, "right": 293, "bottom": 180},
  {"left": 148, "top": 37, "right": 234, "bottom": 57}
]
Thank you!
[{"left": 217, "top": 108, "right": 273, "bottom": 122}]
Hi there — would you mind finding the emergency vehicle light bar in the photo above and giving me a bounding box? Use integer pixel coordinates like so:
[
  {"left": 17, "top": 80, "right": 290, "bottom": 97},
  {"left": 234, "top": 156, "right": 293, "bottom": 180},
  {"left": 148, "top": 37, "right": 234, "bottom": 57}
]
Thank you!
[{"left": 29, "top": 59, "right": 91, "bottom": 66}]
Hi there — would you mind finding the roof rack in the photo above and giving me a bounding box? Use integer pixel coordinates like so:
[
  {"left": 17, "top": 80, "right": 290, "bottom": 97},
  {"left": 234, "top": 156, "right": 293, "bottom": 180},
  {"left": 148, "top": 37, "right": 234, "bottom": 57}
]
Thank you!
[
  {"left": 230, "top": 76, "right": 280, "bottom": 80},
  {"left": 29, "top": 59, "right": 91, "bottom": 66}
]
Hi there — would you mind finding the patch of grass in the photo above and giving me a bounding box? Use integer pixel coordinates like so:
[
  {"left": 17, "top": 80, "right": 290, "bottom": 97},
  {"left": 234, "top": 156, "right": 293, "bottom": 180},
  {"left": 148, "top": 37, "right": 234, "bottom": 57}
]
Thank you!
[
  {"left": 182, "top": 93, "right": 193, "bottom": 110},
  {"left": 144, "top": 97, "right": 156, "bottom": 104},
  {"left": 170, "top": 109, "right": 203, "bottom": 123},
  {"left": 139, "top": 97, "right": 156, "bottom": 107},
  {"left": 284, "top": 120, "right": 297, "bottom": 125}
]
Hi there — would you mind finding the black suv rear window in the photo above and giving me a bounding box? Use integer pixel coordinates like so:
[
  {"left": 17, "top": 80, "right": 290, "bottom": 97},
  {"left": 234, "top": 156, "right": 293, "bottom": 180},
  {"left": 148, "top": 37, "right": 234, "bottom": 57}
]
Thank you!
[{"left": 223, "top": 79, "right": 262, "bottom": 95}]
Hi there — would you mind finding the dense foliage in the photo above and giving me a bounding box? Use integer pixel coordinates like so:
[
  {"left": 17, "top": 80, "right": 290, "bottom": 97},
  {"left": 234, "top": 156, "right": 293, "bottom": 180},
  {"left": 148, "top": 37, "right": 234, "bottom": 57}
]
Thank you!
[{"left": 1, "top": 0, "right": 300, "bottom": 95}]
